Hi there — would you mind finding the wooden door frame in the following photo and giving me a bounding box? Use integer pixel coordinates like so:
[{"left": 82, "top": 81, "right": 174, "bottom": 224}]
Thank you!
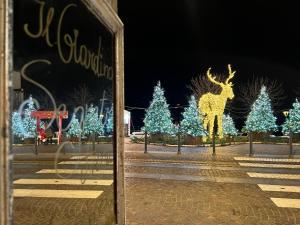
[{"left": 0, "top": 0, "right": 125, "bottom": 224}]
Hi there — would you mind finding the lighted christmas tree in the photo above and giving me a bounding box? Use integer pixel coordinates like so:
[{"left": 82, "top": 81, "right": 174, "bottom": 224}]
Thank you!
[
  {"left": 67, "top": 113, "right": 82, "bottom": 138},
  {"left": 22, "top": 96, "right": 37, "bottom": 138},
  {"left": 245, "top": 86, "right": 277, "bottom": 132},
  {"left": 105, "top": 106, "right": 113, "bottom": 135},
  {"left": 83, "top": 105, "right": 104, "bottom": 136},
  {"left": 282, "top": 98, "right": 300, "bottom": 134},
  {"left": 12, "top": 111, "right": 25, "bottom": 138},
  {"left": 180, "top": 95, "right": 207, "bottom": 137},
  {"left": 96, "top": 116, "right": 104, "bottom": 136},
  {"left": 143, "top": 81, "right": 174, "bottom": 134},
  {"left": 222, "top": 114, "right": 238, "bottom": 136}
]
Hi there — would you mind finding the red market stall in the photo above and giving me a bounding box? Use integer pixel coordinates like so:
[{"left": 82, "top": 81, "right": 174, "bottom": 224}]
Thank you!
[{"left": 31, "top": 111, "right": 68, "bottom": 144}]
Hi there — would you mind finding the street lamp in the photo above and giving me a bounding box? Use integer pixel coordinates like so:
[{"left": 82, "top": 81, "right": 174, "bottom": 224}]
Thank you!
[
  {"left": 283, "top": 111, "right": 289, "bottom": 117},
  {"left": 283, "top": 110, "right": 293, "bottom": 157}
]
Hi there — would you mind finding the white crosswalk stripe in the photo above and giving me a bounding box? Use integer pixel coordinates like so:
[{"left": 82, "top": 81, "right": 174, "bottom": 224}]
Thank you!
[
  {"left": 59, "top": 160, "right": 113, "bottom": 165},
  {"left": 14, "top": 156, "right": 114, "bottom": 199},
  {"left": 271, "top": 198, "right": 300, "bottom": 209},
  {"left": 37, "top": 169, "right": 113, "bottom": 174},
  {"left": 239, "top": 162, "right": 300, "bottom": 169},
  {"left": 235, "top": 156, "right": 300, "bottom": 209},
  {"left": 258, "top": 184, "right": 300, "bottom": 193},
  {"left": 247, "top": 172, "right": 300, "bottom": 180},
  {"left": 14, "top": 178, "right": 113, "bottom": 186},
  {"left": 234, "top": 157, "right": 300, "bottom": 163},
  {"left": 14, "top": 189, "right": 103, "bottom": 199},
  {"left": 70, "top": 155, "right": 113, "bottom": 160}
]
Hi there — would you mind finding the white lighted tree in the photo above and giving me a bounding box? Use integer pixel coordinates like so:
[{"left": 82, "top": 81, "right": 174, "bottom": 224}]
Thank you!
[
  {"left": 245, "top": 86, "right": 277, "bottom": 132},
  {"left": 143, "top": 81, "right": 174, "bottom": 134},
  {"left": 12, "top": 111, "right": 25, "bottom": 138},
  {"left": 282, "top": 99, "right": 300, "bottom": 134},
  {"left": 84, "top": 105, "right": 104, "bottom": 137},
  {"left": 67, "top": 113, "right": 82, "bottom": 138},
  {"left": 180, "top": 95, "right": 207, "bottom": 137},
  {"left": 105, "top": 106, "right": 113, "bottom": 135},
  {"left": 222, "top": 114, "right": 238, "bottom": 136},
  {"left": 22, "top": 96, "right": 37, "bottom": 138}
]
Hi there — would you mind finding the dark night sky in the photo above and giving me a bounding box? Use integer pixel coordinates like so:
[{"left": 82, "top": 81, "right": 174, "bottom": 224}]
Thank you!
[{"left": 118, "top": 0, "right": 300, "bottom": 130}]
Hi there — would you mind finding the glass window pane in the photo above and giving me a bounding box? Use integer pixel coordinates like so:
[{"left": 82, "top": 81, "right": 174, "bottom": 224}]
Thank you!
[{"left": 12, "top": 1, "right": 116, "bottom": 224}]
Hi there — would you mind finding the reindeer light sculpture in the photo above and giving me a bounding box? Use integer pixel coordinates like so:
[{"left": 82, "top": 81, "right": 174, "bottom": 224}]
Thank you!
[{"left": 198, "top": 64, "right": 235, "bottom": 140}]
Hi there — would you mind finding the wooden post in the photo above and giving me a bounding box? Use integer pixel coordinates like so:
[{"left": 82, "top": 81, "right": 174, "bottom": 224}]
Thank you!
[{"left": 0, "top": 0, "right": 12, "bottom": 223}]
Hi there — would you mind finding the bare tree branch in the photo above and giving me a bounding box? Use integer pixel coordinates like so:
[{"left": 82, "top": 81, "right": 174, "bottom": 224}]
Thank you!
[
  {"left": 188, "top": 74, "right": 286, "bottom": 121},
  {"left": 188, "top": 72, "right": 236, "bottom": 115},
  {"left": 233, "top": 76, "right": 286, "bottom": 116},
  {"left": 188, "top": 73, "right": 226, "bottom": 100},
  {"left": 34, "top": 90, "right": 56, "bottom": 110},
  {"left": 68, "top": 84, "right": 95, "bottom": 108},
  {"left": 294, "top": 87, "right": 300, "bottom": 98}
]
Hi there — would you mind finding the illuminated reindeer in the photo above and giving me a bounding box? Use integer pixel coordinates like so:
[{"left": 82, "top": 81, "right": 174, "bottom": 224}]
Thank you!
[{"left": 199, "top": 64, "right": 235, "bottom": 139}]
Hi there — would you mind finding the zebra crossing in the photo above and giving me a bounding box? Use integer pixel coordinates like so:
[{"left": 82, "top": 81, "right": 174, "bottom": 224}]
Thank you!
[
  {"left": 13, "top": 189, "right": 104, "bottom": 199},
  {"left": 13, "top": 154, "right": 114, "bottom": 199},
  {"left": 234, "top": 156, "right": 300, "bottom": 209}
]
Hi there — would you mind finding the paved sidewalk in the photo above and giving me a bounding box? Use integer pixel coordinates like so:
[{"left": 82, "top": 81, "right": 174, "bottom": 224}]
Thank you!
[
  {"left": 125, "top": 142, "right": 300, "bottom": 225},
  {"left": 12, "top": 144, "right": 116, "bottom": 225},
  {"left": 11, "top": 142, "right": 300, "bottom": 224}
]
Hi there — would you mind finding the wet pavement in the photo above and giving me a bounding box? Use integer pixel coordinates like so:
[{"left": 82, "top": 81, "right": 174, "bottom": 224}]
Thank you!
[
  {"left": 125, "top": 142, "right": 300, "bottom": 225},
  {"left": 11, "top": 141, "right": 300, "bottom": 225},
  {"left": 12, "top": 144, "right": 116, "bottom": 225}
]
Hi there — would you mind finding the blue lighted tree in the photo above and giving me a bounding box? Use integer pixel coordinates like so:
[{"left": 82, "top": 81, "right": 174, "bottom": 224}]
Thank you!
[
  {"left": 22, "top": 96, "right": 37, "bottom": 138},
  {"left": 245, "top": 86, "right": 277, "bottom": 132},
  {"left": 12, "top": 111, "right": 25, "bottom": 138},
  {"left": 67, "top": 113, "right": 82, "bottom": 138},
  {"left": 180, "top": 95, "right": 207, "bottom": 137},
  {"left": 282, "top": 99, "right": 300, "bottom": 134},
  {"left": 222, "top": 114, "right": 238, "bottom": 136},
  {"left": 96, "top": 115, "right": 104, "bottom": 136},
  {"left": 105, "top": 106, "right": 113, "bottom": 135},
  {"left": 83, "top": 105, "right": 104, "bottom": 137},
  {"left": 143, "top": 81, "right": 174, "bottom": 134}
]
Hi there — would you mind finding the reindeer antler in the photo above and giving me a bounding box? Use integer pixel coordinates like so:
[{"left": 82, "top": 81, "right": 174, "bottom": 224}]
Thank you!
[
  {"left": 207, "top": 67, "right": 223, "bottom": 86},
  {"left": 225, "top": 64, "right": 235, "bottom": 84}
]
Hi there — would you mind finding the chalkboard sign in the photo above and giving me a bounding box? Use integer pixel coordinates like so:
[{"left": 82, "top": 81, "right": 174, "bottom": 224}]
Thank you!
[{"left": 13, "top": 1, "right": 117, "bottom": 224}]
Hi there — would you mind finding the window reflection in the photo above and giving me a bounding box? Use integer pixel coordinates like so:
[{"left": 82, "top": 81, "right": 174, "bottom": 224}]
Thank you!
[{"left": 12, "top": 1, "right": 116, "bottom": 224}]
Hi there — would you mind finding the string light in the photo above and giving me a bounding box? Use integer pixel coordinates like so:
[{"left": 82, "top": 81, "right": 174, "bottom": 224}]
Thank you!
[
  {"left": 198, "top": 64, "right": 235, "bottom": 139},
  {"left": 245, "top": 86, "right": 277, "bottom": 132}
]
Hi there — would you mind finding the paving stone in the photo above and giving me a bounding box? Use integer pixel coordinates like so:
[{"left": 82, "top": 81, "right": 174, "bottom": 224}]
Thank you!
[{"left": 125, "top": 142, "right": 300, "bottom": 225}]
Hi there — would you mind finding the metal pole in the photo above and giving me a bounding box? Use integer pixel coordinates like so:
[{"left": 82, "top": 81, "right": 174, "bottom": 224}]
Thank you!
[
  {"left": 58, "top": 115, "right": 62, "bottom": 145},
  {"left": 289, "top": 127, "right": 293, "bottom": 158},
  {"left": 92, "top": 132, "right": 95, "bottom": 153},
  {"left": 177, "top": 131, "right": 181, "bottom": 155},
  {"left": 212, "top": 131, "right": 216, "bottom": 156},
  {"left": 144, "top": 131, "right": 148, "bottom": 153},
  {"left": 249, "top": 132, "right": 253, "bottom": 156},
  {"left": 35, "top": 138, "right": 38, "bottom": 155}
]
